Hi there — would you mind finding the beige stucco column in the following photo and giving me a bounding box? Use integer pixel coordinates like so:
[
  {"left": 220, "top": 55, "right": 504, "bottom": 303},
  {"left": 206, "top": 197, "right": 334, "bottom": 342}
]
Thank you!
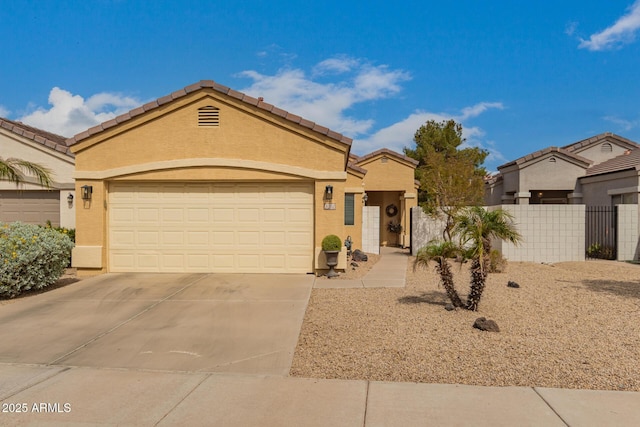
[
  {"left": 515, "top": 191, "right": 531, "bottom": 205},
  {"left": 568, "top": 192, "right": 583, "bottom": 204},
  {"left": 400, "top": 192, "right": 417, "bottom": 248}
]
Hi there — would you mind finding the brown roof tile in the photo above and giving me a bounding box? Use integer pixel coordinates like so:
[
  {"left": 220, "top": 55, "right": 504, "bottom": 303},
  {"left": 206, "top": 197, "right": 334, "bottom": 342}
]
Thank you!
[
  {"left": 355, "top": 148, "right": 419, "bottom": 166},
  {"left": 0, "top": 117, "right": 73, "bottom": 157},
  {"left": 347, "top": 162, "right": 368, "bottom": 175},
  {"left": 585, "top": 148, "right": 640, "bottom": 176},
  {"left": 66, "top": 80, "right": 352, "bottom": 148}
]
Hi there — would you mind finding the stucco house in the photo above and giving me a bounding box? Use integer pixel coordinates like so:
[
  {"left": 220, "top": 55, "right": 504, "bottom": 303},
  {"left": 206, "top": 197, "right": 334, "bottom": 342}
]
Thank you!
[
  {"left": 485, "top": 133, "right": 640, "bottom": 206},
  {"left": 0, "top": 118, "right": 75, "bottom": 228},
  {"left": 68, "top": 80, "right": 417, "bottom": 276}
]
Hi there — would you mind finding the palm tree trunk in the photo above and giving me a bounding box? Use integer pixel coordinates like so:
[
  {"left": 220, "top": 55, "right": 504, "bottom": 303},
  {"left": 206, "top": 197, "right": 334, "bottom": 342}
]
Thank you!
[
  {"left": 466, "top": 256, "right": 488, "bottom": 311},
  {"left": 436, "top": 260, "right": 464, "bottom": 308}
]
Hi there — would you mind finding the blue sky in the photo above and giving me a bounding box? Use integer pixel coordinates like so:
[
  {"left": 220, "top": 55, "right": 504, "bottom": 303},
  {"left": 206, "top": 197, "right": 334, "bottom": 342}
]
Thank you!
[{"left": 1, "top": 0, "right": 640, "bottom": 171}]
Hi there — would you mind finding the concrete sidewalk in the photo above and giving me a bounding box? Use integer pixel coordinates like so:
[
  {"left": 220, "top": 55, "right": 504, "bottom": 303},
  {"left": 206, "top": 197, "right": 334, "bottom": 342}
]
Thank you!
[
  {"left": 1, "top": 363, "right": 639, "bottom": 426},
  {"left": 315, "top": 246, "right": 409, "bottom": 289}
]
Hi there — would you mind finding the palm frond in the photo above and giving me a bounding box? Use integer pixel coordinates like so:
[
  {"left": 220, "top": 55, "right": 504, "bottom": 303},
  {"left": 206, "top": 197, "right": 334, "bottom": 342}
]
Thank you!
[{"left": 0, "top": 158, "right": 53, "bottom": 188}]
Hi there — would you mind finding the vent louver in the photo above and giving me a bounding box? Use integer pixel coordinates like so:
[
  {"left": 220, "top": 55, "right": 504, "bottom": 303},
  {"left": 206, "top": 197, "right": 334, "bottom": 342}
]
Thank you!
[{"left": 198, "top": 106, "right": 220, "bottom": 127}]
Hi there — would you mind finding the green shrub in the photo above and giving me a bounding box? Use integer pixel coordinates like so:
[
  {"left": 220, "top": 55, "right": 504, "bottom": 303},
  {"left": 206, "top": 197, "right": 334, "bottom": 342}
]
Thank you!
[
  {"left": 45, "top": 220, "right": 76, "bottom": 243},
  {"left": 0, "top": 222, "right": 74, "bottom": 298},
  {"left": 488, "top": 249, "right": 507, "bottom": 273},
  {"left": 321, "top": 234, "right": 342, "bottom": 251}
]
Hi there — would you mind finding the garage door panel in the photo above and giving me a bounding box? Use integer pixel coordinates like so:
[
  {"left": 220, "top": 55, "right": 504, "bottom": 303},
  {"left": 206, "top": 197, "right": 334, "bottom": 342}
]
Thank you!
[{"left": 109, "top": 182, "right": 313, "bottom": 273}]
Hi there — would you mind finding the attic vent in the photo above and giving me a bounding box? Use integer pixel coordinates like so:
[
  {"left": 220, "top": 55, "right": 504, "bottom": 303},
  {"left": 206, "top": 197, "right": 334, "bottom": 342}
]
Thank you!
[
  {"left": 601, "top": 142, "right": 612, "bottom": 153},
  {"left": 549, "top": 157, "right": 556, "bottom": 163},
  {"left": 381, "top": 156, "right": 388, "bottom": 163},
  {"left": 198, "top": 106, "right": 220, "bottom": 127}
]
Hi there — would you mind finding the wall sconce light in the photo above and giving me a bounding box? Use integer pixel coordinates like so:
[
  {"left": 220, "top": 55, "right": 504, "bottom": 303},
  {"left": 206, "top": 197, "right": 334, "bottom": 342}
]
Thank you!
[
  {"left": 81, "top": 185, "right": 93, "bottom": 201},
  {"left": 67, "top": 193, "right": 74, "bottom": 207},
  {"left": 362, "top": 193, "right": 368, "bottom": 204},
  {"left": 324, "top": 185, "right": 333, "bottom": 200}
]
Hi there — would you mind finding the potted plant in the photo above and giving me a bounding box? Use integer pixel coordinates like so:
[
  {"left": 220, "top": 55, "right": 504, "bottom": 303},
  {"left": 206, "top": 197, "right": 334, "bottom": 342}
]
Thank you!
[
  {"left": 322, "top": 234, "right": 342, "bottom": 278},
  {"left": 387, "top": 221, "right": 403, "bottom": 247}
]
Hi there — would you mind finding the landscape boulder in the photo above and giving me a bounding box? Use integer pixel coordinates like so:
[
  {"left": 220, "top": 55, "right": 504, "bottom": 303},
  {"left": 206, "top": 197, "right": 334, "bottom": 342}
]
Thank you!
[
  {"left": 473, "top": 317, "right": 500, "bottom": 332},
  {"left": 352, "top": 249, "right": 368, "bottom": 262},
  {"left": 507, "top": 281, "right": 520, "bottom": 288}
]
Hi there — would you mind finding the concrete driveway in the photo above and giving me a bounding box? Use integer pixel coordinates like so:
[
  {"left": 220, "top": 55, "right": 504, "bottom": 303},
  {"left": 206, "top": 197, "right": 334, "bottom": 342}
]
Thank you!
[{"left": 0, "top": 273, "right": 314, "bottom": 375}]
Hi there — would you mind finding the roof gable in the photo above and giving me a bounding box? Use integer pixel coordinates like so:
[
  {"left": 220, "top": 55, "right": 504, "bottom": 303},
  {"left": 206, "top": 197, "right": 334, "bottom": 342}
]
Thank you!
[
  {"left": 67, "top": 80, "right": 352, "bottom": 150},
  {"left": 0, "top": 118, "right": 73, "bottom": 157},
  {"left": 354, "top": 148, "right": 418, "bottom": 169},
  {"left": 562, "top": 132, "right": 639, "bottom": 154},
  {"left": 498, "top": 147, "right": 591, "bottom": 171}
]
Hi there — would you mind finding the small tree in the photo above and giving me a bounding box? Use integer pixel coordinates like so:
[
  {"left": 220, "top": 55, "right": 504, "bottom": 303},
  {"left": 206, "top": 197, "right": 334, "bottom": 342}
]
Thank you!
[
  {"left": 413, "top": 241, "right": 464, "bottom": 308},
  {"left": 404, "top": 120, "right": 487, "bottom": 241},
  {"left": 0, "top": 157, "right": 53, "bottom": 188},
  {"left": 454, "top": 207, "right": 521, "bottom": 311}
]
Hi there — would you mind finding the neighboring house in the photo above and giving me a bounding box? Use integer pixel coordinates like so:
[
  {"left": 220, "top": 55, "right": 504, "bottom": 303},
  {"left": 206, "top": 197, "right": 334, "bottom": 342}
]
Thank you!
[
  {"left": 485, "top": 133, "right": 640, "bottom": 206},
  {"left": 579, "top": 147, "right": 640, "bottom": 206},
  {"left": 0, "top": 118, "right": 75, "bottom": 228},
  {"left": 67, "top": 80, "right": 417, "bottom": 276}
]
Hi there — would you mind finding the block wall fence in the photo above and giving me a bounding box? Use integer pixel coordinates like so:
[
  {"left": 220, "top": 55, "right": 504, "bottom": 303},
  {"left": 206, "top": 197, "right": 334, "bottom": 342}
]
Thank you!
[{"left": 411, "top": 205, "right": 639, "bottom": 263}]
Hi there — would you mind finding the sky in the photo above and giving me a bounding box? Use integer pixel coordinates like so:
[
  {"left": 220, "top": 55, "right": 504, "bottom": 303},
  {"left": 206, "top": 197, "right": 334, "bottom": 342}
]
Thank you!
[{"left": 1, "top": 0, "right": 640, "bottom": 171}]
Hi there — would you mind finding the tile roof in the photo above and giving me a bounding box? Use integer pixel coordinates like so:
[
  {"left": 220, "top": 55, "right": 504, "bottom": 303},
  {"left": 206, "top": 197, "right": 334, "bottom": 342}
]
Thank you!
[
  {"left": 66, "top": 80, "right": 353, "bottom": 147},
  {"left": 0, "top": 117, "right": 73, "bottom": 157},
  {"left": 347, "top": 162, "right": 367, "bottom": 175},
  {"left": 562, "top": 132, "right": 640, "bottom": 153},
  {"left": 354, "top": 148, "right": 419, "bottom": 167},
  {"left": 498, "top": 146, "right": 591, "bottom": 170},
  {"left": 585, "top": 148, "right": 640, "bottom": 176}
]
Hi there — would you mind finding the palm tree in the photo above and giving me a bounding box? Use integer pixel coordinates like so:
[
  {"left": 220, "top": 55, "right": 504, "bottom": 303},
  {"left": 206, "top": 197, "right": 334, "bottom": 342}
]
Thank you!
[
  {"left": 413, "top": 240, "right": 465, "bottom": 308},
  {"left": 455, "top": 206, "right": 521, "bottom": 311},
  {"left": 0, "top": 157, "right": 53, "bottom": 188}
]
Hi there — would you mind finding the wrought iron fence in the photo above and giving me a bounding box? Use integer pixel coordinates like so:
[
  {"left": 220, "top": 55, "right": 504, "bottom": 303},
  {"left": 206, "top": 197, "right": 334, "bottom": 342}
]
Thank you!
[{"left": 585, "top": 206, "right": 617, "bottom": 260}]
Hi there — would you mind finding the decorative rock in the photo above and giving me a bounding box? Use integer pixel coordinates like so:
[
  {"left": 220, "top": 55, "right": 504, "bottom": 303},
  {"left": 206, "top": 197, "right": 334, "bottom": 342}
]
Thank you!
[
  {"left": 352, "top": 249, "right": 368, "bottom": 262},
  {"left": 351, "top": 262, "right": 359, "bottom": 267},
  {"left": 507, "top": 281, "right": 520, "bottom": 288},
  {"left": 444, "top": 303, "right": 455, "bottom": 311},
  {"left": 473, "top": 317, "right": 500, "bottom": 332}
]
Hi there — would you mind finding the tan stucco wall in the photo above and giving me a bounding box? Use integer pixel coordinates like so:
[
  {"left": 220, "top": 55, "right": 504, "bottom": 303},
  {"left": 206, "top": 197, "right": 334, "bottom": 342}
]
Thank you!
[
  {"left": 73, "top": 92, "right": 347, "bottom": 174},
  {"left": 356, "top": 155, "right": 417, "bottom": 247}
]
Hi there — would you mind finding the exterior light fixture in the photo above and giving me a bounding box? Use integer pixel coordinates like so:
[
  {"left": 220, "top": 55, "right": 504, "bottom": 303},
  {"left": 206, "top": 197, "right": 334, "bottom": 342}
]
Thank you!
[
  {"left": 362, "top": 193, "right": 368, "bottom": 204},
  {"left": 325, "top": 185, "right": 333, "bottom": 200},
  {"left": 67, "top": 193, "right": 74, "bottom": 207},
  {"left": 81, "top": 185, "right": 93, "bottom": 201}
]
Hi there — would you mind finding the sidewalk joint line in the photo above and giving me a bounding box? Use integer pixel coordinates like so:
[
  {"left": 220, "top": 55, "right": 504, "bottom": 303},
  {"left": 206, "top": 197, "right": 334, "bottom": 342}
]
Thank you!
[
  {"left": 533, "top": 387, "right": 570, "bottom": 426},
  {"left": 154, "top": 372, "right": 212, "bottom": 426},
  {"left": 362, "top": 380, "right": 370, "bottom": 427}
]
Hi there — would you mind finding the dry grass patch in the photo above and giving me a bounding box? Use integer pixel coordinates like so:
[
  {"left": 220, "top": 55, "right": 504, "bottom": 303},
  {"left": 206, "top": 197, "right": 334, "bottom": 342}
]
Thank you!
[{"left": 291, "top": 258, "right": 640, "bottom": 391}]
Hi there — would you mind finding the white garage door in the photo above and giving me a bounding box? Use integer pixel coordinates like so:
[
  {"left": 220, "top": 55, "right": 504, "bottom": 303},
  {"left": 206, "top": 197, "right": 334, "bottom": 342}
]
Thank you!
[{"left": 108, "top": 182, "right": 314, "bottom": 273}]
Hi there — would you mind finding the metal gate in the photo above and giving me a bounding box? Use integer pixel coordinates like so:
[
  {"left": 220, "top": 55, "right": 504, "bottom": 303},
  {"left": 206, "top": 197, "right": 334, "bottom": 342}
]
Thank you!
[{"left": 585, "top": 206, "right": 617, "bottom": 260}]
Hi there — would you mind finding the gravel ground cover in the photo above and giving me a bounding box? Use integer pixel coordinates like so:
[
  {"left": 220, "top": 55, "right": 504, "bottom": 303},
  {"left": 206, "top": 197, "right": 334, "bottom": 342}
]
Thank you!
[{"left": 291, "top": 257, "right": 640, "bottom": 391}]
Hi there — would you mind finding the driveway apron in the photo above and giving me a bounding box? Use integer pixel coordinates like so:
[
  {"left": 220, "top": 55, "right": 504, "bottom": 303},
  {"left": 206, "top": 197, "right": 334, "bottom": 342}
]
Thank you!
[{"left": 0, "top": 273, "right": 313, "bottom": 376}]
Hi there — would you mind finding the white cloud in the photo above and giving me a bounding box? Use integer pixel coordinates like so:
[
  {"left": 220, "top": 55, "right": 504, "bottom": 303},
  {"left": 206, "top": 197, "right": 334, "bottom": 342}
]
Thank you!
[
  {"left": 604, "top": 115, "right": 639, "bottom": 131},
  {"left": 579, "top": 1, "right": 640, "bottom": 51},
  {"left": 239, "top": 57, "right": 410, "bottom": 136},
  {"left": 565, "top": 22, "right": 578, "bottom": 37},
  {"left": 355, "top": 103, "right": 505, "bottom": 162},
  {"left": 18, "top": 87, "right": 141, "bottom": 137},
  {"left": 0, "top": 105, "right": 9, "bottom": 118}
]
